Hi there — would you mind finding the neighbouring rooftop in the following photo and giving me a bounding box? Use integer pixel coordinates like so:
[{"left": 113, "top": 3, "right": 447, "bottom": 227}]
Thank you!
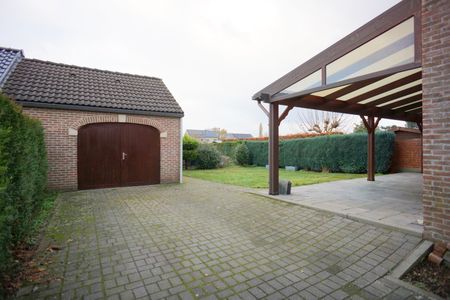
[
  {"left": 186, "top": 129, "right": 253, "bottom": 140},
  {"left": 0, "top": 47, "right": 23, "bottom": 88}
]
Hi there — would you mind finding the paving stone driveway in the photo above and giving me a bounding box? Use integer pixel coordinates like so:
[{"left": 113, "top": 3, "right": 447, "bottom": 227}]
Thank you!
[{"left": 18, "top": 178, "right": 429, "bottom": 299}]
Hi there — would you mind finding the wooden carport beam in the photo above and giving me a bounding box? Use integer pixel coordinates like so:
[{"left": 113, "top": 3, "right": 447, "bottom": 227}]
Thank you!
[
  {"left": 257, "top": 100, "right": 269, "bottom": 117},
  {"left": 280, "top": 94, "right": 421, "bottom": 123},
  {"left": 360, "top": 115, "right": 381, "bottom": 181},
  {"left": 345, "top": 72, "right": 422, "bottom": 104},
  {"left": 259, "top": 100, "right": 294, "bottom": 126},
  {"left": 278, "top": 105, "right": 294, "bottom": 125}
]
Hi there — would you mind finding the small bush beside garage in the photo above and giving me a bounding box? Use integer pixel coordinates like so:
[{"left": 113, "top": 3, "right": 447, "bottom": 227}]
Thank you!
[
  {"left": 183, "top": 136, "right": 222, "bottom": 170},
  {"left": 215, "top": 140, "right": 242, "bottom": 157},
  {"left": 182, "top": 134, "right": 200, "bottom": 169},
  {"left": 0, "top": 94, "right": 49, "bottom": 291},
  {"left": 195, "top": 145, "right": 221, "bottom": 169},
  {"left": 234, "top": 143, "right": 251, "bottom": 166}
]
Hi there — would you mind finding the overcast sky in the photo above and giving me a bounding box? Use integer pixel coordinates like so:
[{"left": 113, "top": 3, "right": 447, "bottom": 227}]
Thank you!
[{"left": 1, "top": 0, "right": 404, "bottom": 136}]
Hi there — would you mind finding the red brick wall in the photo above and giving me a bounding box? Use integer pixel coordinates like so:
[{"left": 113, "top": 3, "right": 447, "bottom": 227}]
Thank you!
[
  {"left": 23, "top": 107, "right": 181, "bottom": 190},
  {"left": 422, "top": 0, "right": 450, "bottom": 243},
  {"left": 391, "top": 137, "right": 422, "bottom": 173}
]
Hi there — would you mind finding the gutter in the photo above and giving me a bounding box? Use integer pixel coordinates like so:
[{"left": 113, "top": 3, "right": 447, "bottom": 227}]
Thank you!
[{"left": 16, "top": 100, "right": 184, "bottom": 118}]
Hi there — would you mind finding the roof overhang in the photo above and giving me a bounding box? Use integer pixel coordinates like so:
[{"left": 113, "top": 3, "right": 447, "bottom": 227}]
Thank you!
[
  {"left": 17, "top": 101, "right": 184, "bottom": 118},
  {"left": 253, "top": 0, "right": 422, "bottom": 123}
]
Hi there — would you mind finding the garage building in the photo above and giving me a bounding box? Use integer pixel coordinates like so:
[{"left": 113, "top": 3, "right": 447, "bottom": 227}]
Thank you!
[{"left": 0, "top": 47, "right": 183, "bottom": 190}]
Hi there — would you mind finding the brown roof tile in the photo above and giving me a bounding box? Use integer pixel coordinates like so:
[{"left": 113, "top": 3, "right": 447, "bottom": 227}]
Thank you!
[{"left": 3, "top": 58, "right": 183, "bottom": 117}]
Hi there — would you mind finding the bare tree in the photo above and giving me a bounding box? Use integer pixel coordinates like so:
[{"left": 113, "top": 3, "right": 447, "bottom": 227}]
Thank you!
[
  {"left": 297, "top": 109, "right": 350, "bottom": 133},
  {"left": 218, "top": 128, "right": 228, "bottom": 140}
]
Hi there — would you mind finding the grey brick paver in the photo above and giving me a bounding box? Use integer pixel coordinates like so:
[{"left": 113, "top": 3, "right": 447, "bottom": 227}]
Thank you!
[
  {"left": 16, "top": 178, "right": 433, "bottom": 299},
  {"left": 216, "top": 289, "right": 234, "bottom": 298},
  {"left": 132, "top": 286, "right": 148, "bottom": 298}
]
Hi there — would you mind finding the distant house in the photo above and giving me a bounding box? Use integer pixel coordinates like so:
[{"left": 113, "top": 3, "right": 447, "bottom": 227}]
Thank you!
[
  {"left": 186, "top": 129, "right": 253, "bottom": 143},
  {"left": 225, "top": 133, "right": 253, "bottom": 140},
  {"left": 186, "top": 129, "right": 221, "bottom": 143}
]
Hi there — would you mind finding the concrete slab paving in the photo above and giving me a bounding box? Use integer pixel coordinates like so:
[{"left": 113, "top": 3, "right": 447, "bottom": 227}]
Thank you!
[
  {"left": 261, "top": 173, "right": 423, "bottom": 236},
  {"left": 16, "top": 177, "right": 431, "bottom": 299}
]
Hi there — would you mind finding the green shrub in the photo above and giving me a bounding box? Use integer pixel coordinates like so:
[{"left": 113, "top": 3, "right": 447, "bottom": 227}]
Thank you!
[
  {"left": 234, "top": 143, "right": 251, "bottom": 166},
  {"left": 218, "top": 155, "right": 232, "bottom": 168},
  {"left": 183, "top": 134, "right": 199, "bottom": 169},
  {"left": 245, "top": 132, "right": 395, "bottom": 173},
  {"left": 215, "top": 141, "right": 242, "bottom": 158},
  {"left": 0, "top": 94, "right": 48, "bottom": 291},
  {"left": 196, "top": 144, "right": 221, "bottom": 169}
]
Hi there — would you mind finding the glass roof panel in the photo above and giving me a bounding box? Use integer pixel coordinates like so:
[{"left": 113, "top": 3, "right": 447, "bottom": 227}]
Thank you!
[
  {"left": 377, "top": 91, "right": 422, "bottom": 107},
  {"left": 326, "top": 17, "right": 415, "bottom": 84},
  {"left": 392, "top": 99, "right": 422, "bottom": 110},
  {"left": 311, "top": 84, "right": 350, "bottom": 97},
  {"left": 277, "top": 69, "right": 321, "bottom": 96},
  {"left": 358, "top": 79, "right": 421, "bottom": 104},
  {"left": 338, "top": 67, "right": 421, "bottom": 101}
]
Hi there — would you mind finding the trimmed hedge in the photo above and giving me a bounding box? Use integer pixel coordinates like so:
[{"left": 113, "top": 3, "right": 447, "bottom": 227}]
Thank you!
[
  {"left": 245, "top": 140, "right": 269, "bottom": 167},
  {"left": 215, "top": 133, "right": 342, "bottom": 159},
  {"left": 245, "top": 132, "right": 395, "bottom": 173},
  {"left": 0, "top": 94, "right": 48, "bottom": 283}
]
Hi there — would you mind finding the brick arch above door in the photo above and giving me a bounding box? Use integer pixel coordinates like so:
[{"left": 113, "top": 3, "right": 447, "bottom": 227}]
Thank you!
[{"left": 68, "top": 114, "right": 164, "bottom": 135}]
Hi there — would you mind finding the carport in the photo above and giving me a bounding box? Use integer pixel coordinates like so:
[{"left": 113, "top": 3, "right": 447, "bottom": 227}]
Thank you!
[{"left": 253, "top": 0, "right": 423, "bottom": 195}]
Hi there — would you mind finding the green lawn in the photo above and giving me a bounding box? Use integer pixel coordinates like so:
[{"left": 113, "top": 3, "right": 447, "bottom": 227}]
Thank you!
[{"left": 183, "top": 165, "right": 366, "bottom": 188}]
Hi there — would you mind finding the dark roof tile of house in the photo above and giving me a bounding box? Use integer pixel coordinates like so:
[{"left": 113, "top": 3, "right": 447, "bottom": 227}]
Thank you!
[{"left": 2, "top": 58, "right": 183, "bottom": 117}]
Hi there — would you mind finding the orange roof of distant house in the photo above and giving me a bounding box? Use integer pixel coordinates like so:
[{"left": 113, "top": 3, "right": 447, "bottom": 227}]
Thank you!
[{"left": 223, "top": 131, "right": 342, "bottom": 142}]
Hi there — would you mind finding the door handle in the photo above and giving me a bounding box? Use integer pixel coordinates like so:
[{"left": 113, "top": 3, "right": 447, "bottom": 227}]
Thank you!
[{"left": 122, "top": 152, "right": 127, "bottom": 160}]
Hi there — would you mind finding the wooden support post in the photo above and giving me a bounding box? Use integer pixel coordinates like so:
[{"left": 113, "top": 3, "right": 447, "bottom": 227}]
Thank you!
[
  {"left": 269, "top": 101, "right": 279, "bottom": 195},
  {"left": 360, "top": 115, "right": 380, "bottom": 181},
  {"left": 367, "top": 116, "right": 375, "bottom": 181}
]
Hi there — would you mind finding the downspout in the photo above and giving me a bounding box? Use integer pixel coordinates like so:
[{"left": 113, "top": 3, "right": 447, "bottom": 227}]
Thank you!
[{"left": 179, "top": 118, "right": 183, "bottom": 183}]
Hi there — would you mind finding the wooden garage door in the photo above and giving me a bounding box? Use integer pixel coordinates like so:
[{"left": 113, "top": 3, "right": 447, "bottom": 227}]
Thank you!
[{"left": 78, "top": 123, "right": 160, "bottom": 190}]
